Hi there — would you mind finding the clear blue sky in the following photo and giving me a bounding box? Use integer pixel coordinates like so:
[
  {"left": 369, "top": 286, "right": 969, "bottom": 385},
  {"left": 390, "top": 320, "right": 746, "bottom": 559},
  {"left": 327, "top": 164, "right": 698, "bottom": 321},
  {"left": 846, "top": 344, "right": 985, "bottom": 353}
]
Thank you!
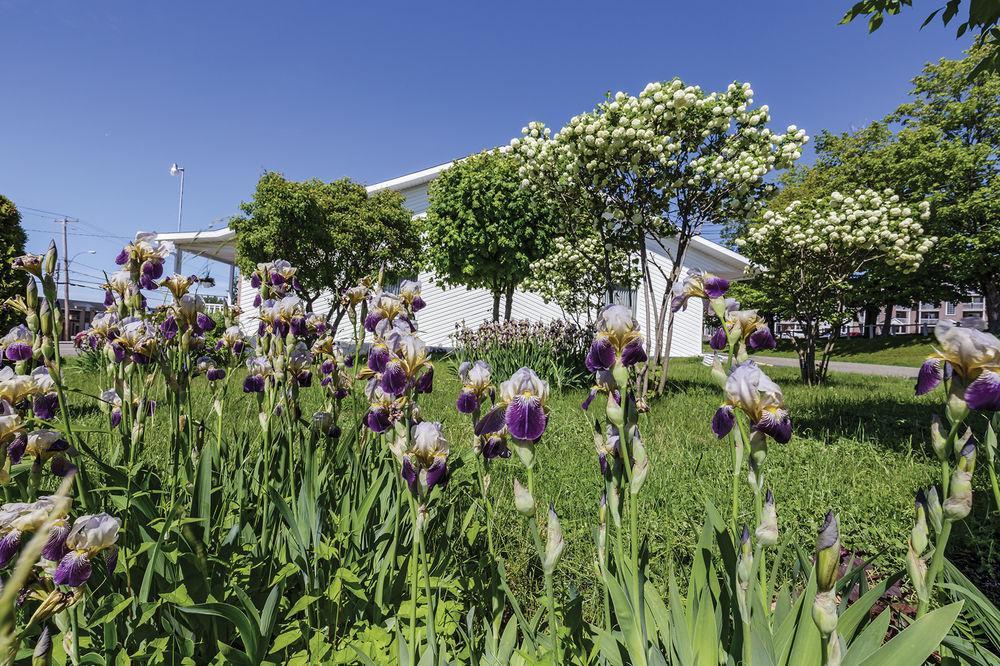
[{"left": 1, "top": 0, "right": 971, "bottom": 300}]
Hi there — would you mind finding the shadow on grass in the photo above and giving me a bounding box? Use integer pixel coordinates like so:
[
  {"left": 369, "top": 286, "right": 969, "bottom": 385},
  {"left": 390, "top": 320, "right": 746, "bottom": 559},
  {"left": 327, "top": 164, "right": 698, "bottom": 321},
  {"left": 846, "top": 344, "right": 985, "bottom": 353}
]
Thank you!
[{"left": 792, "top": 395, "right": 930, "bottom": 453}]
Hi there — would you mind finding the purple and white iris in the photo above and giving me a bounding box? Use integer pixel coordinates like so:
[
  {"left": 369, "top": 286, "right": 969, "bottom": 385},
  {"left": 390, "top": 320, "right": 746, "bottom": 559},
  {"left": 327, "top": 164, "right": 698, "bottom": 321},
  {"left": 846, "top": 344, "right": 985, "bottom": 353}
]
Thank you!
[
  {"left": 671, "top": 270, "right": 730, "bottom": 313},
  {"left": 915, "top": 321, "right": 1000, "bottom": 412},
  {"left": 585, "top": 304, "right": 647, "bottom": 373},
  {"left": 53, "top": 513, "right": 121, "bottom": 587},
  {"left": 475, "top": 367, "right": 550, "bottom": 442},
  {"left": 401, "top": 421, "right": 450, "bottom": 495},
  {"left": 1, "top": 325, "right": 34, "bottom": 362},
  {"left": 711, "top": 361, "right": 792, "bottom": 444},
  {"left": 457, "top": 360, "right": 493, "bottom": 414}
]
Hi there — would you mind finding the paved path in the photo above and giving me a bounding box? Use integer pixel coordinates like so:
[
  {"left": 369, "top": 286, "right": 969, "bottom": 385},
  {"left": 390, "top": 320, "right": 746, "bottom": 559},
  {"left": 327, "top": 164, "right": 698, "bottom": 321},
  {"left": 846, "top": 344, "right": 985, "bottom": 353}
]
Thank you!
[{"left": 753, "top": 355, "right": 918, "bottom": 379}]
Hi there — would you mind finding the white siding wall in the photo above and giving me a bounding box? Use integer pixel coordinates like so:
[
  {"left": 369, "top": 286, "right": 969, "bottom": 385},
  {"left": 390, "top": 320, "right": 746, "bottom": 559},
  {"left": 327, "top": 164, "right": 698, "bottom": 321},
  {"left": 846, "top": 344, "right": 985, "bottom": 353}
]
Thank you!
[{"left": 234, "top": 179, "right": 743, "bottom": 358}]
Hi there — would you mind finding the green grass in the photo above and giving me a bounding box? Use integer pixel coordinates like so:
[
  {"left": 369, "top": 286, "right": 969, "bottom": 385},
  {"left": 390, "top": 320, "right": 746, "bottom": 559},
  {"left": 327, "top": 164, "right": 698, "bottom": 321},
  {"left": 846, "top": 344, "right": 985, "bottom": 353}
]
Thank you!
[
  {"left": 756, "top": 335, "right": 933, "bottom": 367},
  {"left": 61, "top": 355, "right": 1000, "bottom": 613}
]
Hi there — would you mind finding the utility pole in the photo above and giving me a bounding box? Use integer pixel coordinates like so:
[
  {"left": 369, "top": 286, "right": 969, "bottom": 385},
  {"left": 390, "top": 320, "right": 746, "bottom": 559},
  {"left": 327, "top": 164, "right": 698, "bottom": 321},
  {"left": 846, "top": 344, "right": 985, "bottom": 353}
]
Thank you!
[{"left": 57, "top": 218, "right": 71, "bottom": 341}]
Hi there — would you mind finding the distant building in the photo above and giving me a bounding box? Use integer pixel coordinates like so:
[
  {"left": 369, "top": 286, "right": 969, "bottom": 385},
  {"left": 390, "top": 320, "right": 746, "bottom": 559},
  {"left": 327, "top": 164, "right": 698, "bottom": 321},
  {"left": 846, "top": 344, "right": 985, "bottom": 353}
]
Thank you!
[{"left": 57, "top": 299, "right": 106, "bottom": 339}]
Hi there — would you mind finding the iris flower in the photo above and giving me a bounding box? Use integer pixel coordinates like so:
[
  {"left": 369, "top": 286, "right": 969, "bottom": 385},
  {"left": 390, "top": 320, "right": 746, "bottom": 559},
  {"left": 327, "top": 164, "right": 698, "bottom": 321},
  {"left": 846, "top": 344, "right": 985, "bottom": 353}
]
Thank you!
[
  {"left": 400, "top": 421, "right": 450, "bottom": 495},
  {"left": 9, "top": 430, "right": 75, "bottom": 477},
  {"left": 916, "top": 321, "right": 1000, "bottom": 412},
  {"left": 398, "top": 280, "right": 426, "bottom": 313},
  {"left": 0, "top": 496, "right": 69, "bottom": 567},
  {"left": 585, "top": 304, "right": 647, "bottom": 373},
  {"left": 364, "top": 292, "right": 409, "bottom": 333},
  {"left": 456, "top": 360, "right": 493, "bottom": 414},
  {"left": 161, "top": 274, "right": 200, "bottom": 300},
  {"left": 1, "top": 325, "right": 33, "bottom": 362},
  {"left": 53, "top": 513, "right": 121, "bottom": 587},
  {"left": 671, "top": 270, "right": 730, "bottom": 313},
  {"left": 711, "top": 361, "right": 792, "bottom": 444},
  {"left": 476, "top": 367, "right": 550, "bottom": 442},
  {"left": 724, "top": 309, "right": 777, "bottom": 352}
]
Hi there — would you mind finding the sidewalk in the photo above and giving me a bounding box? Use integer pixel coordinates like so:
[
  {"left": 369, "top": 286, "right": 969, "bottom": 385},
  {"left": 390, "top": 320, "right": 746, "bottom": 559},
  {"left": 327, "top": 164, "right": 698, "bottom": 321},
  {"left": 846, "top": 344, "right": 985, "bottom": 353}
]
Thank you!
[{"left": 754, "top": 355, "right": 918, "bottom": 379}]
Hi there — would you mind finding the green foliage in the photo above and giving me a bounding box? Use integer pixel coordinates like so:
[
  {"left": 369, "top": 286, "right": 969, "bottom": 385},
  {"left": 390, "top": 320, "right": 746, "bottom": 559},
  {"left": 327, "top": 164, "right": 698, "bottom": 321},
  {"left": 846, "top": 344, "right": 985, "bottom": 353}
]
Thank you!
[
  {"left": 841, "top": 1, "right": 1000, "bottom": 77},
  {"left": 423, "top": 151, "right": 558, "bottom": 320},
  {"left": 230, "top": 172, "right": 421, "bottom": 311},
  {"left": 0, "top": 195, "right": 27, "bottom": 331}
]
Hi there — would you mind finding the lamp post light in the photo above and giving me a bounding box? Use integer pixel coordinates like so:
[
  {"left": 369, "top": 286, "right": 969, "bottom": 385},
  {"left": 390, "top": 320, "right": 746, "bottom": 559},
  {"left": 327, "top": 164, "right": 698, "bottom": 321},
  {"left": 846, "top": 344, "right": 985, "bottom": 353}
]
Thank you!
[{"left": 170, "top": 163, "right": 185, "bottom": 273}]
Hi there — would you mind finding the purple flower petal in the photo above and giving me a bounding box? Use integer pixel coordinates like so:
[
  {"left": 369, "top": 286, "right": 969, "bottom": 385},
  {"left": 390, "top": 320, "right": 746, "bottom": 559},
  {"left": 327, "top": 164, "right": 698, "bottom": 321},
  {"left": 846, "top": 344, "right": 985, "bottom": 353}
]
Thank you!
[
  {"left": 755, "top": 411, "right": 792, "bottom": 444},
  {"left": 415, "top": 367, "right": 434, "bottom": 394},
  {"left": 457, "top": 390, "right": 479, "bottom": 414},
  {"left": 411, "top": 296, "right": 426, "bottom": 312},
  {"left": 0, "top": 530, "right": 22, "bottom": 567},
  {"left": 586, "top": 338, "right": 615, "bottom": 372},
  {"left": 114, "top": 248, "right": 129, "bottom": 266},
  {"left": 474, "top": 405, "right": 507, "bottom": 436},
  {"left": 105, "top": 545, "right": 118, "bottom": 575},
  {"left": 8, "top": 434, "right": 26, "bottom": 465},
  {"left": 506, "top": 395, "right": 547, "bottom": 441},
  {"left": 296, "top": 370, "right": 312, "bottom": 387},
  {"left": 401, "top": 457, "right": 417, "bottom": 493},
  {"left": 206, "top": 368, "right": 226, "bottom": 382},
  {"left": 425, "top": 458, "right": 448, "bottom": 490},
  {"left": 364, "top": 312, "right": 384, "bottom": 333},
  {"left": 703, "top": 276, "right": 730, "bottom": 299},
  {"left": 5, "top": 342, "right": 33, "bottom": 362},
  {"left": 709, "top": 328, "right": 727, "bottom": 351},
  {"left": 711, "top": 405, "right": 735, "bottom": 438},
  {"left": 915, "top": 359, "right": 942, "bottom": 396},
  {"left": 42, "top": 524, "right": 69, "bottom": 561},
  {"left": 747, "top": 327, "right": 776, "bottom": 352},
  {"left": 320, "top": 359, "right": 335, "bottom": 374},
  {"left": 670, "top": 294, "right": 687, "bottom": 313},
  {"left": 51, "top": 455, "right": 76, "bottom": 477},
  {"left": 367, "top": 346, "right": 389, "bottom": 373},
  {"left": 290, "top": 316, "right": 307, "bottom": 336},
  {"left": 250, "top": 273, "right": 261, "bottom": 288},
  {"left": 243, "top": 375, "right": 265, "bottom": 393},
  {"left": 480, "top": 436, "right": 510, "bottom": 460},
  {"left": 379, "top": 361, "right": 407, "bottom": 396},
  {"left": 110, "top": 408, "right": 122, "bottom": 428},
  {"left": 581, "top": 389, "right": 597, "bottom": 411},
  {"left": 966, "top": 370, "right": 1000, "bottom": 412},
  {"left": 365, "top": 407, "right": 391, "bottom": 433},
  {"left": 54, "top": 552, "right": 93, "bottom": 587},
  {"left": 620, "top": 339, "right": 647, "bottom": 367},
  {"left": 196, "top": 313, "right": 216, "bottom": 333},
  {"left": 103, "top": 290, "right": 114, "bottom": 307},
  {"left": 32, "top": 393, "right": 59, "bottom": 420},
  {"left": 252, "top": 293, "right": 262, "bottom": 308},
  {"left": 160, "top": 316, "right": 178, "bottom": 340}
]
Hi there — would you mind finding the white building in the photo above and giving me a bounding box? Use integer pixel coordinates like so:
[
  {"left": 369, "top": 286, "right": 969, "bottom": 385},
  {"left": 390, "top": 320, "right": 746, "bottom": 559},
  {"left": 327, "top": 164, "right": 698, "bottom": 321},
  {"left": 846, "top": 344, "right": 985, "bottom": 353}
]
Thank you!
[{"left": 155, "top": 162, "right": 749, "bottom": 355}]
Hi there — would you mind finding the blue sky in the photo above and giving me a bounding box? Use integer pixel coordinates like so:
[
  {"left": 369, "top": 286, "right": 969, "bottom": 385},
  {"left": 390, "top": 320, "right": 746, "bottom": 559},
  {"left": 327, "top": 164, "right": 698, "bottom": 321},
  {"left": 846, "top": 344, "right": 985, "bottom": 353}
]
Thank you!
[{"left": 1, "top": 0, "right": 970, "bottom": 300}]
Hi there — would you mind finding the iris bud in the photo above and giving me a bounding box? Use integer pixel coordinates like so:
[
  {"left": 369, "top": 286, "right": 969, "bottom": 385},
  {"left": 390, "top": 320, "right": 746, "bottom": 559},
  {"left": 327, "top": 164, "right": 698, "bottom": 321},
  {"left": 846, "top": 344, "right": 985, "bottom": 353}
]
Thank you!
[
  {"left": 608, "top": 483, "right": 622, "bottom": 528},
  {"left": 39, "top": 300, "right": 52, "bottom": 336},
  {"left": 755, "top": 489, "right": 778, "bottom": 547},
  {"left": 925, "top": 487, "right": 943, "bottom": 534},
  {"left": 606, "top": 393, "right": 624, "bottom": 428},
  {"left": 611, "top": 363, "right": 628, "bottom": 392},
  {"left": 43, "top": 241, "right": 57, "bottom": 277},
  {"left": 542, "top": 505, "right": 565, "bottom": 574},
  {"left": 629, "top": 427, "right": 649, "bottom": 496},
  {"left": 26, "top": 280, "right": 38, "bottom": 310},
  {"left": 911, "top": 491, "right": 928, "bottom": 554},
  {"left": 811, "top": 591, "right": 838, "bottom": 637},
  {"left": 737, "top": 525, "right": 753, "bottom": 585},
  {"left": 513, "top": 478, "right": 534, "bottom": 516},
  {"left": 815, "top": 511, "right": 840, "bottom": 593},
  {"left": 906, "top": 541, "right": 929, "bottom": 603},
  {"left": 943, "top": 470, "right": 972, "bottom": 522},
  {"left": 710, "top": 355, "right": 727, "bottom": 388},
  {"left": 512, "top": 438, "right": 536, "bottom": 469},
  {"left": 32, "top": 624, "right": 53, "bottom": 666},
  {"left": 946, "top": 381, "right": 969, "bottom": 425},
  {"left": 954, "top": 427, "right": 973, "bottom": 460},
  {"left": 930, "top": 414, "right": 947, "bottom": 461}
]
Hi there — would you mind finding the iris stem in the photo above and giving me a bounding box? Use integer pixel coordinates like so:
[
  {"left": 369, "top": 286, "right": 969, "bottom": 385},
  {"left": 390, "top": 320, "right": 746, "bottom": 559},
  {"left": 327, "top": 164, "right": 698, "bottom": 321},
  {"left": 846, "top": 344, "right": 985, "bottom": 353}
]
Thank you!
[
  {"left": 917, "top": 519, "right": 953, "bottom": 618},
  {"left": 409, "top": 498, "right": 419, "bottom": 652}
]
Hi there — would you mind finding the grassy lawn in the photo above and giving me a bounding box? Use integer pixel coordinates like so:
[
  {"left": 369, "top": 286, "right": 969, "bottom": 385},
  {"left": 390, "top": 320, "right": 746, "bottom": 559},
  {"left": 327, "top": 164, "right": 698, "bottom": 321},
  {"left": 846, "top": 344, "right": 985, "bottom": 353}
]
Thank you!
[
  {"left": 755, "top": 335, "right": 933, "bottom": 367},
  {"left": 62, "top": 355, "right": 999, "bottom": 612}
]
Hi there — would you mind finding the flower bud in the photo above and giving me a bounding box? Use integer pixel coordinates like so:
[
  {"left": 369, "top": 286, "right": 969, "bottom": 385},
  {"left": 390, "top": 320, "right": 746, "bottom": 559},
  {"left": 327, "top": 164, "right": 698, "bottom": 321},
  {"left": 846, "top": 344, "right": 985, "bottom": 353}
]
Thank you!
[
  {"left": 946, "top": 381, "right": 969, "bottom": 425},
  {"left": 542, "top": 504, "right": 565, "bottom": 574},
  {"left": 597, "top": 494, "right": 608, "bottom": 565},
  {"left": 755, "top": 489, "right": 778, "bottom": 547},
  {"left": 710, "top": 355, "right": 727, "bottom": 388},
  {"left": 811, "top": 590, "right": 838, "bottom": 637},
  {"left": 608, "top": 482, "right": 622, "bottom": 528},
  {"left": 943, "top": 470, "right": 972, "bottom": 522},
  {"left": 815, "top": 511, "right": 840, "bottom": 593},
  {"left": 513, "top": 478, "right": 535, "bottom": 516},
  {"left": 629, "top": 427, "right": 649, "bottom": 496},
  {"left": 930, "top": 414, "right": 947, "bottom": 461},
  {"left": 737, "top": 525, "right": 753, "bottom": 586},
  {"left": 43, "top": 241, "right": 57, "bottom": 277},
  {"left": 26, "top": 280, "right": 38, "bottom": 310},
  {"left": 906, "top": 541, "right": 928, "bottom": 603},
  {"left": 39, "top": 300, "right": 51, "bottom": 336},
  {"left": 605, "top": 392, "right": 624, "bottom": 428},
  {"left": 925, "top": 487, "right": 943, "bottom": 534},
  {"left": 957, "top": 440, "right": 976, "bottom": 474},
  {"left": 911, "top": 490, "right": 928, "bottom": 554},
  {"left": 32, "top": 625, "right": 53, "bottom": 666},
  {"left": 954, "top": 427, "right": 973, "bottom": 460},
  {"left": 512, "top": 438, "right": 536, "bottom": 469}
]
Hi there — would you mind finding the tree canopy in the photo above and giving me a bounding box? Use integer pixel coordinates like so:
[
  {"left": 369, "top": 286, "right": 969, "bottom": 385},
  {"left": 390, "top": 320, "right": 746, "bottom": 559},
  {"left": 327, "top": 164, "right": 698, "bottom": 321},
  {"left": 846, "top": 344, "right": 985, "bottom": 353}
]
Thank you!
[
  {"left": 423, "top": 150, "right": 559, "bottom": 321},
  {"left": 0, "top": 196, "right": 27, "bottom": 331},
  {"left": 230, "top": 172, "right": 421, "bottom": 313}
]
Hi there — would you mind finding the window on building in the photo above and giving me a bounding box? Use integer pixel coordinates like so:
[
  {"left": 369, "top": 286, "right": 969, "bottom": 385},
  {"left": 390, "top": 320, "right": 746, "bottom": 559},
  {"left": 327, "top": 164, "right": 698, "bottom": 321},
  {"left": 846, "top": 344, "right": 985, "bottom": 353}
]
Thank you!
[
  {"left": 920, "top": 302, "right": 938, "bottom": 311},
  {"left": 945, "top": 302, "right": 956, "bottom": 315},
  {"left": 894, "top": 309, "right": 910, "bottom": 319},
  {"left": 920, "top": 311, "right": 939, "bottom": 321},
  {"left": 969, "top": 295, "right": 984, "bottom": 306},
  {"left": 965, "top": 311, "right": 983, "bottom": 320}
]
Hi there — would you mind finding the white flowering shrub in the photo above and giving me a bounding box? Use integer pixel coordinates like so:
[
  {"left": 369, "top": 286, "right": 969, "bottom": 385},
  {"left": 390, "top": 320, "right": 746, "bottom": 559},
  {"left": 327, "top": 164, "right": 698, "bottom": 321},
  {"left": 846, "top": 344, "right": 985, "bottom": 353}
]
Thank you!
[{"left": 738, "top": 188, "right": 934, "bottom": 383}]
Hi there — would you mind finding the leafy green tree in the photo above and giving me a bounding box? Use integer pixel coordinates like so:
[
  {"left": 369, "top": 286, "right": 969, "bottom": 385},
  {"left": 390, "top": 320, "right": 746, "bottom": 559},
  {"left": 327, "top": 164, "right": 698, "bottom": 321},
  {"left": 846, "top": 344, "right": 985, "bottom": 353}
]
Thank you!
[
  {"left": 841, "top": 0, "right": 1000, "bottom": 77},
  {"left": 0, "top": 196, "right": 27, "bottom": 331},
  {"left": 423, "top": 151, "right": 558, "bottom": 321},
  {"left": 230, "top": 172, "right": 421, "bottom": 316}
]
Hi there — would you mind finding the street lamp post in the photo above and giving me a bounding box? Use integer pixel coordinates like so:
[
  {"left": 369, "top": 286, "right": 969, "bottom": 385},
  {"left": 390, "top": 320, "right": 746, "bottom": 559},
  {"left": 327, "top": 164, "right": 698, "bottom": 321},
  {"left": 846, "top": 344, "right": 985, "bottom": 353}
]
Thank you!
[
  {"left": 63, "top": 249, "right": 96, "bottom": 340},
  {"left": 170, "top": 163, "right": 185, "bottom": 273}
]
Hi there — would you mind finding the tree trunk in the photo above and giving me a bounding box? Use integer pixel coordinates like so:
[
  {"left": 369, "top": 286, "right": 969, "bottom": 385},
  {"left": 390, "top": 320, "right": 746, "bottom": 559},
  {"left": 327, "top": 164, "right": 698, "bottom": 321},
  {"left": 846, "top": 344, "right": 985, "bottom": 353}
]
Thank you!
[
  {"left": 880, "top": 301, "right": 893, "bottom": 337},
  {"left": 655, "top": 236, "right": 691, "bottom": 396},
  {"left": 491, "top": 290, "right": 501, "bottom": 323},
  {"left": 981, "top": 278, "right": 1000, "bottom": 334},
  {"left": 798, "top": 320, "right": 818, "bottom": 386},
  {"left": 862, "top": 303, "right": 879, "bottom": 338},
  {"left": 503, "top": 283, "right": 515, "bottom": 321}
]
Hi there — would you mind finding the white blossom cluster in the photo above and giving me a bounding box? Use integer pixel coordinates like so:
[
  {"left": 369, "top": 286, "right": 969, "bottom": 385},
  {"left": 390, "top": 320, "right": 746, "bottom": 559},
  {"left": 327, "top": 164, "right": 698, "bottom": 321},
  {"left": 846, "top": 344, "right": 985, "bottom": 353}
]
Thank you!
[
  {"left": 522, "top": 235, "right": 642, "bottom": 319},
  {"left": 738, "top": 189, "right": 934, "bottom": 272},
  {"left": 508, "top": 80, "right": 810, "bottom": 226}
]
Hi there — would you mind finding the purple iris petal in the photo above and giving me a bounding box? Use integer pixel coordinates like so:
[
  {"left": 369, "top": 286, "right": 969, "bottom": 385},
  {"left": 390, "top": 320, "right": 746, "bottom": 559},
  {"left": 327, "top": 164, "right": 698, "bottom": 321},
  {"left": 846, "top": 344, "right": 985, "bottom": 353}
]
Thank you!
[
  {"left": 915, "top": 359, "right": 942, "bottom": 396},
  {"left": 505, "top": 395, "right": 547, "bottom": 441},
  {"left": 367, "top": 346, "right": 389, "bottom": 373},
  {"left": 110, "top": 408, "right": 122, "bottom": 428},
  {"left": 364, "top": 312, "right": 384, "bottom": 333},
  {"left": 273, "top": 321, "right": 290, "bottom": 338},
  {"left": 474, "top": 405, "right": 508, "bottom": 436},
  {"left": 365, "top": 407, "right": 391, "bottom": 433},
  {"left": 54, "top": 551, "right": 93, "bottom": 587},
  {"left": 206, "top": 368, "right": 226, "bottom": 382},
  {"left": 401, "top": 457, "right": 417, "bottom": 493},
  {"left": 320, "top": 376, "right": 332, "bottom": 387},
  {"left": 703, "top": 276, "right": 730, "bottom": 299},
  {"left": 755, "top": 412, "right": 793, "bottom": 444},
  {"left": 105, "top": 545, "right": 118, "bottom": 574},
  {"left": 114, "top": 248, "right": 129, "bottom": 265},
  {"left": 103, "top": 290, "right": 114, "bottom": 307},
  {"left": 269, "top": 272, "right": 285, "bottom": 287},
  {"left": 290, "top": 316, "right": 307, "bottom": 336},
  {"left": 252, "top": 293, "right": 262, "bottom": 308},
  {"left": 480, "top": 436, "right": 510, "bottom": 460},
  {"left": 321, "top": 359, "right": 335, "bottom": 374},
  {"left": 32, "top": 393, "right": 59, "bottom": 420},
  {"left": 598, "top": 452, "right": 608, "bottom": 475},
  {"left": 425, "top": 458, "right": 448, "bottom": 490},
  {"left": 711, "top": 405, "right": 735, "bottom": 438},
  {"left": 147, "top": 400, "right": 157, "bottom": 417},
  {"left": 412, "top": 296, "right": 426, "bottom": 312},
  {"left": 196, "top": 313, "right": 216, "bottom": 333},
  {"left": 379, "top": 362, "right": 407, "bottom": 396},
  {"left": 51, "top": 455, "right": 76, "bottom": 477},
  {"left": 159, "top": 316, "right": 178, "bottom": 340},
  {"left": 5, "top": 342, "right": 33, "bottom": 361},
  {"left": 250, "top": 273, "right": 261, "bottom": 288},
  {"left": 296, "top": 370, "right": 312, "bottom": 387},
  {"left": 257, "top": 321, "right": 266, "bottom": 336},
  {"left": 747, "top": 327, "right": 776, "bottom": 352},
  {"left": 415, "top": 367, "right": 434, "bottom": 394},
  {"left": 670, "top": 295, "right": 687, "bottom": 313},
  {"left": 292, "top": 278, "right": 302, "bottom": 292},
  {"left": 42, "top": 524, "right": 69, "bottom": 561},
  {"left": 586, "top": 337, "right": 616, "bottom": 372},
  {"left": 581, "top": 389, "right": 597, "bottom": 411},
  {"left": 620, "top": 339, "right": 647, "bottom": 367},
  {"left": 709, "top": 328, "right": 727, "bottom": 351},
  {"left": 457, "top": 390, "right": 479, "bottom": 414},
  {"left": 966, "top": 370, "right": 1000, "bottom": 412},
  {"left": 132, "top": 353, "right": 150, "bottom": 365},
  {"left": 0, "top": 530, "right": 22, "bottom": 567},
  {"left": 111, "top": 343, "right": 126, "bottom": 363},
  {"left": 243, "top": 375, "right": 265, "bottom": 393},
  {"left": 232, "top": 340, "right": 245, "bottom": 355},
  {"left": 7, "top": 434, "right": 26, "bottom": 465}
]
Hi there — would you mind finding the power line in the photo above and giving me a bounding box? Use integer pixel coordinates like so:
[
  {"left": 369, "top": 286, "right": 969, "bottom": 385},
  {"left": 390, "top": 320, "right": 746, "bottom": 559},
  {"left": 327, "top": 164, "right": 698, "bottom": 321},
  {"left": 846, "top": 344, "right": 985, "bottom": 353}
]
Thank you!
[{"left": 23, "top": 227, "right": 130, "bottom": 240}]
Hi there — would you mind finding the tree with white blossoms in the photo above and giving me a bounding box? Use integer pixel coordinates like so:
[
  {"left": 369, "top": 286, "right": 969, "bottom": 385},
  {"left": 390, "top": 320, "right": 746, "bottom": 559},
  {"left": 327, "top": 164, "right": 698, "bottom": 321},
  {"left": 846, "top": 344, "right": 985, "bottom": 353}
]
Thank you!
[
  {"left": 738, "top": 188, "right": 934, "bottom": 385},
  {"left": 522, "top": 235, "right": 642, "bottom": 324},
  {"left": 509, "top": 79, "right": 808, "bottom": 396}
]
